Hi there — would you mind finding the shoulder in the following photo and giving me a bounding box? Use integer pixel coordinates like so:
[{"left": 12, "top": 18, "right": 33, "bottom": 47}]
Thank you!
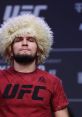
[
  {"left": 0, "top": 67, "right": 12, "bottom": 76},
  {"left": 37, "top": 68, "right": 61, "bottom": 83},
  {"left": 37, "top": 68, "right": 63, "bottom": 93}
]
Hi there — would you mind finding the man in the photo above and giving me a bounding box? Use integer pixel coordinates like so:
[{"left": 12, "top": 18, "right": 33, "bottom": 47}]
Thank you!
[{"left": 0, "top": 14, "right": 69, "bottom": 117}]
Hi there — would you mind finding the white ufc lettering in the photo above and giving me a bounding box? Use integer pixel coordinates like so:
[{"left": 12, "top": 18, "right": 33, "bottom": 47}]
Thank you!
[{"left": 3, "top": 5, "right": 48, "bottom": 21}]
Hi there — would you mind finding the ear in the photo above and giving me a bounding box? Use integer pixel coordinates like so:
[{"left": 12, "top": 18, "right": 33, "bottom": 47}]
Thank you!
[
  {"left": 9, "top": 44, "right": 14, "bottom": 57},
  {"left": 37, "top": 51, "right": 39, "bottom": 56}
]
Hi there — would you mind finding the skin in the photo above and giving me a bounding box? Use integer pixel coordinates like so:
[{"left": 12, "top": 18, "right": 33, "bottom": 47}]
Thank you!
[
  {"left": 11, "top": 36, "right": 69, "bottom": 117},
  {"left": 11, "top": 36, "right": 38, "bottom": 73},
  {"left": 54, "top": 108, "right": 69, "bottom": 117}
]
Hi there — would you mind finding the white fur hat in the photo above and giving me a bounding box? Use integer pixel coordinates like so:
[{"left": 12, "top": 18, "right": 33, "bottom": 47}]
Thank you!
[{"left": 0, "top": 14, "right": 54, "bottom": 64}]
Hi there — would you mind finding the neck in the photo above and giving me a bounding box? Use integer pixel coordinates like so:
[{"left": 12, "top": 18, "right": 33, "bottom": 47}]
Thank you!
[{"left": 13, "top": 61, "right": 37, "bottom": 73}]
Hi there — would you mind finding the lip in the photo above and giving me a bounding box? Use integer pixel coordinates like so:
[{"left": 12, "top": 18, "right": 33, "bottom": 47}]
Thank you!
[{"left": 20, "top": 48, "right": 31, "bottom": 51}]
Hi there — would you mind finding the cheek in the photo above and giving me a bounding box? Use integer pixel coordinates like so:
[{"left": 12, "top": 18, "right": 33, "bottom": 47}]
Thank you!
[
  {"left": 32, "top": 45, "right": 38, "bottom": 53},
  {"left": 29, "top": 43, "right": 37, "bottom": 51},
  {"left": 12, "top": 44, "right": 20, "bottom": 54}
]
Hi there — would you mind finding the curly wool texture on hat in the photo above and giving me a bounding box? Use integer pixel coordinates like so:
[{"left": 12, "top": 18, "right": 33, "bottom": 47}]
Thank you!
[{"left": 0, "top": 14, "right": 54, "bottom": 64}]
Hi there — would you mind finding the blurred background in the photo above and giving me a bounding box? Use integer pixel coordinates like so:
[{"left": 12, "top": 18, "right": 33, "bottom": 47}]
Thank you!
[{"left": 0, "top": 0, "right": 82, "bottom": 117}]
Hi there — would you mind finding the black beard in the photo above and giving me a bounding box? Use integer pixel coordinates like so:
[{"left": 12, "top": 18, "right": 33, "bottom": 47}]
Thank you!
[{"left": 13, "top": 54, "right": 37, "bottom": 65}]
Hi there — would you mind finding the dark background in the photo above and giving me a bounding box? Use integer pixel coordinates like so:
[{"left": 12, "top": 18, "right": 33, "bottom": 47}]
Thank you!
[{"left": 0, "top": 0, "right": 82, "bottom": 117}]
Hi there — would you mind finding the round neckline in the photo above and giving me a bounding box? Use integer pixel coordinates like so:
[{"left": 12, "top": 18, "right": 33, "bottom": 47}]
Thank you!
[{"left": 10, "top": 67, "right": 38, "bottom": 75}]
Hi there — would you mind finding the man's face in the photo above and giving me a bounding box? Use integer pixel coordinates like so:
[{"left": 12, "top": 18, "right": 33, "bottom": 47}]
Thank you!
[{"left": 11, "top": 36, "right": 38, "bottom": 64}]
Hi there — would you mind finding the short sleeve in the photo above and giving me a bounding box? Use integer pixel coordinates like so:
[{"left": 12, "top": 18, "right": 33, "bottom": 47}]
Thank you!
[{"left": 51, "top": 77, "right": 69, "bottom": 112}]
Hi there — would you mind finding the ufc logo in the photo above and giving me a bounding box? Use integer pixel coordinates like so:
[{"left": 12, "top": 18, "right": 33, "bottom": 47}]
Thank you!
[
  {"left": 1, "top": 84, "right": 46, "bottom": 100},
  {"left": 3, "top": 5, "right": 48, "bottom": 21},
  {"left": 74, "top": 3, "right": 82, "bottom": 13},
  {"left": 79, "top": 23, "right": 82, "bottom": 31},
  {"left": 74, "top": 3, "right": 82, "bottom": 31}
]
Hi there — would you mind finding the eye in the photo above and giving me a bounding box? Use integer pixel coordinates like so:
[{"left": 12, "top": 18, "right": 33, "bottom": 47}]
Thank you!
[
  {"left": 13, "top": 37, "right": 23, "bottom": 43},
  {"left": 27, "top": 37, "right": 35, "bottom": 42}
]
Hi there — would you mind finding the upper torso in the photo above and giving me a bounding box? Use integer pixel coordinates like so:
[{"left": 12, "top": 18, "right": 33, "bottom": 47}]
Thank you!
[{"left": 0, "top": 67, "right": 68, "bottom": 117}]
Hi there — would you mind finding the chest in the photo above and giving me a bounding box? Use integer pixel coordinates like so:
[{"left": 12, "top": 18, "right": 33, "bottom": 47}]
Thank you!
[{"left": 0, "top": 75, "right": 53, "bottom": 107}]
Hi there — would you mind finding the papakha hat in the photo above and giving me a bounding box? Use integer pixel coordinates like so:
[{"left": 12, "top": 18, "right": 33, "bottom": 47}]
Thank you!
[{"left": 0, "top": 14, "right": 54, "bottom": 64}]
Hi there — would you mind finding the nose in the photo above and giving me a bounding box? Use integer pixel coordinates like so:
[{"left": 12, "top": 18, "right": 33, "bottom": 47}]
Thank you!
[{"left": 22, "top": 37, "right": 28, "bottom": 46}]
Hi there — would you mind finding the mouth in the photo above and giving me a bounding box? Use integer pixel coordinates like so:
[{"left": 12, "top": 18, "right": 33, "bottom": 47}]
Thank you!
[
  {"left": 19, "top": 49, "right": 32, "bottom": 55},
  {"left": 21, "top": 49, "right": 28, "bottom": 50},
  {"left": 20, "top": 48, "right": 31, "bottom": 51}
]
